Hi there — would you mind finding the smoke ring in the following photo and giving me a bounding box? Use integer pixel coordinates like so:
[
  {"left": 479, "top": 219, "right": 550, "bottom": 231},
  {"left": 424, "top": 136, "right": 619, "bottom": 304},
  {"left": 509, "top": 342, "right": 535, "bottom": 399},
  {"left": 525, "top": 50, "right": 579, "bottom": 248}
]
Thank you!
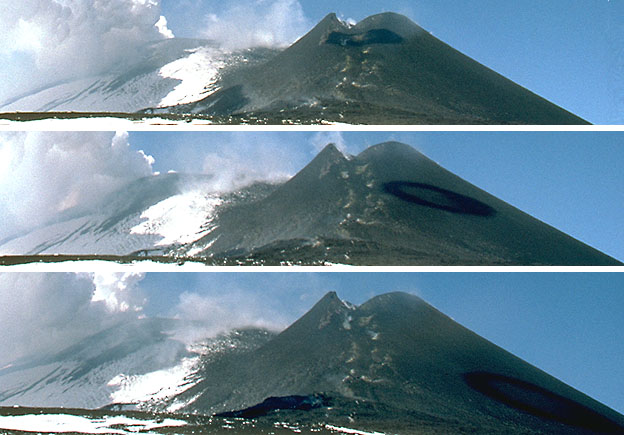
[{"left": 383, "top": 181, "right": 496, "bottom": 217}]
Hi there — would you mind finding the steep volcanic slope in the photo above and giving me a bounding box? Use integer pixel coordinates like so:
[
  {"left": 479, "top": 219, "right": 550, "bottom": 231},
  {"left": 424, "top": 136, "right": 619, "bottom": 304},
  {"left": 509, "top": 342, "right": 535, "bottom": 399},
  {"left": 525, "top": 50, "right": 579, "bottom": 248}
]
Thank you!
[
  {"left": 166, "top": 13, "right": 587, "bottom": 125},
  {"left": 172, "top": 292, "right": 624, "bottom": 434},
  {"left": 188, "top": 142, "right": 619, "bottom": 265}
]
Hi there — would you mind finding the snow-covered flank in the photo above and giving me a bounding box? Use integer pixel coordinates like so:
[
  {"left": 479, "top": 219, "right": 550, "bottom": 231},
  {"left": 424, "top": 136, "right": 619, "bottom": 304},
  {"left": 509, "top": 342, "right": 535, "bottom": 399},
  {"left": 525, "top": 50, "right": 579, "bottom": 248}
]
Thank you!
[
  {"left": 0, "top": 414, "right": 186, "bottom": 434},
  {"left": 158, "top": 47, "right": 229, "bottom": 107},
  {"left": 326, "top": 424, "right": 385, "bottom": 435},
  {"left": 0, "top": 215, "right": 161, "bottom": 256},
  {"left": 130, "top": 191, "right": 222, "bottom": 246},
  {"left": 108, "top": 354, "right": 202, "bottom": 412}
]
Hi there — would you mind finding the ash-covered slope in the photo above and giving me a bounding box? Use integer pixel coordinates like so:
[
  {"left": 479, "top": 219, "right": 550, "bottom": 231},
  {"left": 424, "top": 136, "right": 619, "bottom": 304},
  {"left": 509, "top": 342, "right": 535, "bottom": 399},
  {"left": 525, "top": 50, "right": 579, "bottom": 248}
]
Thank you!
[
  {"left": 1, "top": 39, "right": 277, "bottom": 113},
  {"left": 188, "top": 142, "right": 619, "bottom": 265},
  {"left": 164, "top": 13, "right": 587, "bottom": 125},
  {"left": 172, "top": 292, "right": 624, "bottom": 434}
]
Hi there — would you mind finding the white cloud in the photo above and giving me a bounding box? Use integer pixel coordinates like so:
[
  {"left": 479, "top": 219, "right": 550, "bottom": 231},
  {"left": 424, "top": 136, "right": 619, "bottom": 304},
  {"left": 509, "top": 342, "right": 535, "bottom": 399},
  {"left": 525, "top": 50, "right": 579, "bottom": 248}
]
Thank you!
[
  {"left": 155, "top": 15, "right": 174, "bottom": 38},
  {"left": 0, "top": 0, "right": 167, "bottom": 101},
  {"left": 0, "top": 131, "right": 154, "bottom": 240},
  {"left": 0, "top": 273, "right": 144, "bottom": 365},
  {"left": 200, "top": 0, "right": 310, "bottom": 50},
  {"left": 91, "top": 272, "right": 146, "bottom": 313}
]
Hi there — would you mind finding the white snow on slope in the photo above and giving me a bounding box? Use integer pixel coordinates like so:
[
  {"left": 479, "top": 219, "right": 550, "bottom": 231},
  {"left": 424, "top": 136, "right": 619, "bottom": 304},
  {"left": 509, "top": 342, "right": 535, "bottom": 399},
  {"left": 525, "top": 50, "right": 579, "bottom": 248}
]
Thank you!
[
  {"left": 0, "top": 214, "right": 161, "bottom": 255},
  {"left": 108, "top": 354, "right": 202, "bottom": 411},
  {"left": 0, "top": 339, "right": 188, "bottom": 409},
  {"left": 0, "top": 72, "right": 169, "bottom": 113},
  {"left": 0, "top": 43, "right": 234, "bottom": 113},
  {"left": 326, "top": 425, "right": 386, "bottom": 435},
  {"left": 130, "top": 191, "right": 222, "bottom": 246},
  {"left": 158, "top": 47, "right": 228, "bottom": 107},
  {"left": 0, "top": 414, "right": 186, "bottom": 434}
]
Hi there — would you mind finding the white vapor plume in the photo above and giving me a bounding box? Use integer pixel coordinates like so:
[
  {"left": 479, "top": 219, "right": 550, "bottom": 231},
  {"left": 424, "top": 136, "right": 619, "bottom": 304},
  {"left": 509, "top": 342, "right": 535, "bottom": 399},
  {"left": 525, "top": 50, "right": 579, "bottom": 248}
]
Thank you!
[
  {"left": 0, "top": 131, "right": 154, "bottom": 241},
  {"left": 200, "top": 133, "right": 298, "bottom": 192},
  {"left": 201, "top": 0, "right": 310, "bottom": 50},
  {"left": 309, "top": 131, "right": 351, "bottom": 155},
  {"left": 0, "top": 273, "right": 145, "bottom": 366},
  {"left": 0, "top": 0, "right": 168, "bottom": 102},
  {"left": 173, "top": 290, "right": 290, "bottom": 341}
]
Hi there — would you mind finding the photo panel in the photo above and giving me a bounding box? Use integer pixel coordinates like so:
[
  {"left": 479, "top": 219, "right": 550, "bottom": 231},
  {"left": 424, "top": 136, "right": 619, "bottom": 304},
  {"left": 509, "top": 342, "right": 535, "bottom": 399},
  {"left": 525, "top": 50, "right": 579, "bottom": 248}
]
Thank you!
[
  {"left": 1, "top": 2, "right": 621, "bottom": 125},
  {"left": 0, "top": 131, "right": 622, "bottom": 267},
  {"left": 0, "top": 272, "right": 622, "bottom": 434}
]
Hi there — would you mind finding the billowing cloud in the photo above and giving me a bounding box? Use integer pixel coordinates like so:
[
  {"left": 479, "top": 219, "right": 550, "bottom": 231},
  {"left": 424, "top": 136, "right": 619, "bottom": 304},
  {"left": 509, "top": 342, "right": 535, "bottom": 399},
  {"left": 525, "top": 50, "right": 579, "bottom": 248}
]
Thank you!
[
  {"left": 0, "top": 0, "right": 167, "bottom": 101},
  {"left": 91, "top": 272, "right": 147, "bottom": 314},
  {"left": 200, "top": 0, "right": 310, "bottom": 50},
  {"left": 0, "top": 273, "right": 145, "bottom": 366},
  {"left": 155, "top": 15, "right": 174, "bottom": 39},
  {"left": 0, "top": 131, "right": 154, "bottom": 240}
]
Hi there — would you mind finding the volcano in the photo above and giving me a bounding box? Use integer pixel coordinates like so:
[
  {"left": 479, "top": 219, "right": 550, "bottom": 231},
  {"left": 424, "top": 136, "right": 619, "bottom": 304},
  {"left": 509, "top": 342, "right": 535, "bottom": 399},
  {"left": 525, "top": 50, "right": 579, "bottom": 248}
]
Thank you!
[
  {"left": 1, "top": 142, "right": 619, "bottom": 266},
  {"left": 2, "top": 13, "right": 587, "bottom": 125},
  {"left": 161, "top": 291, "right": 624, "bottom": 434},
  {"left": 182, "top": 142, "right": 619, "bottom": 265},
  {"left": 159, "top": 12, "right": 587, "bottom": 124}
]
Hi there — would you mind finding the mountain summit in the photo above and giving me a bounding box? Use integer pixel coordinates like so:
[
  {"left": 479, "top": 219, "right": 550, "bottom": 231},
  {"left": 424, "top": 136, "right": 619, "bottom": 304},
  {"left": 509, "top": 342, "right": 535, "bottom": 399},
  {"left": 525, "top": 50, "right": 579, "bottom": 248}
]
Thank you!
[{"left": 162, "top": 12, "right": 588, "bottom": 124}]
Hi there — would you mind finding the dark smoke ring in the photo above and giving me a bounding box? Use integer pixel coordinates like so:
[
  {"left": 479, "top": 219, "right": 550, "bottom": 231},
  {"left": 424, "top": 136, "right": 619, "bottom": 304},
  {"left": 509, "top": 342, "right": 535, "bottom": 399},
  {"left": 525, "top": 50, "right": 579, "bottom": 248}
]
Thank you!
[
  {"left": 383, "top": 181, "right": 496, "bottom": 217},
  {"left": 464, "top": 372, "right": 623, "bottom": 432}
]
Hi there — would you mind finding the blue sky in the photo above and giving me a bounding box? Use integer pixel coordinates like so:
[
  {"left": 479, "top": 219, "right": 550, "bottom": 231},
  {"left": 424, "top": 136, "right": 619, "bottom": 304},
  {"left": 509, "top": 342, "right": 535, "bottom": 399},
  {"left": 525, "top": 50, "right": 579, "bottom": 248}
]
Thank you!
[
  {"left": 138, "top": 272, "right": 624, "bottom": 414},
  {"left": 161, "top": 0, "right": 623, "bottom": 124},
  {"left": 129, "top": 131, "right": 624, "bottom": 262}
]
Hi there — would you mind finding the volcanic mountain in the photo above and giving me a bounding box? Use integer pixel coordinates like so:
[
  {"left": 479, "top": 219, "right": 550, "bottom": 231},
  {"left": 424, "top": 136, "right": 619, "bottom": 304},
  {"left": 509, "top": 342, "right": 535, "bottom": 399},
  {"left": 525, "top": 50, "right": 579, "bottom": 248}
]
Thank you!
[
  {"left": 1, "top": 142, "right": 619, "bottom": 266},
  {"left": 157, "top": 291, "right": 624, "bottom": 434},
  {"left": 182, "top": 142, "right": 619, "bottom": 265},
  {"left": 159, "top": 12, "right": 587, "bottom": 124},
  {"left": 2, "top": 13, "right": 587, "bottom": 124}
]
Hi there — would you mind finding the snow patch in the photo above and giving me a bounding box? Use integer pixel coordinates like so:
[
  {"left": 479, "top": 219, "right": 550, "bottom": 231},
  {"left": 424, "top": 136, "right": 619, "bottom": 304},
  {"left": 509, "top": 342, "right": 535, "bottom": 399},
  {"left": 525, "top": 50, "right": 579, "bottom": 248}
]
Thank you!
[
  {"left": 326, "top": 424, "right": 386, "bottom": 435},
  {"left": 342, "top": 300, "right": 357, "bottom": 310},
  {"left": 342, "top": 315, "right": 352, "bottom": 330},
  {"left": 158, "top": 47, "right": 228, "bottom": 107},
  {"left": 130, "top": 191, "right": 222, "bottom": 246},
  {"left": 108, "top": 354, "right": 202, "bottom": 407},
  {"left": 0, "top": 414, "right": 187, "bottom": 435}
]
